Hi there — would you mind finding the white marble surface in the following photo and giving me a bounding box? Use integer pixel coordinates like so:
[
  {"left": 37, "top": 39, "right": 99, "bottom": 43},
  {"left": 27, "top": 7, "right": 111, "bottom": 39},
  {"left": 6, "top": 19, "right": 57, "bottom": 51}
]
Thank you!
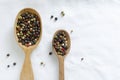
[{"left": 0, "top": 0, "right": 120, "bottom": 80}]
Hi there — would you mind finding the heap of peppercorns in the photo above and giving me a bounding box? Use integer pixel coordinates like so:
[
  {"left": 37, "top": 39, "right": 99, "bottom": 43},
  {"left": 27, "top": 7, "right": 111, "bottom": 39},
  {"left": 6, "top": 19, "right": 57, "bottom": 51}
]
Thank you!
[
  {"left": 16, "top": 12, "right": 41, "bottom": 47},
  {"left": 53, "top": 31, "right": 68, "bottom": 56}
]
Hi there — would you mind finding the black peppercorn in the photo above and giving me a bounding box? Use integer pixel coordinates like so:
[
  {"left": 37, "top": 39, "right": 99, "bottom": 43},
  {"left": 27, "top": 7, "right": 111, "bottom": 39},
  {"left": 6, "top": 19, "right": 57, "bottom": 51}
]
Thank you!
[
  {"left": 81, "top": 58, "right": 84, "bottom": 61},
  {"left": 40, "top": 62, "right": 43, "bottom": 65},
  {"left": 49, "top": 52, "right": 53, "bottom": 55},
  {"left": 50, "top": 15, "right": 54, "bottom": 19},
  {"left": 54, "top": 17, "right": 58, "bottom": 21},
  {"left": 7, "top": 65, "right": 10, "bottom": 68},
  {"left": 6, "top": 53, "right": 10, "bottom": 57},
  {"left": 13, "top": 62, "right": 16, "bottom": 66}
]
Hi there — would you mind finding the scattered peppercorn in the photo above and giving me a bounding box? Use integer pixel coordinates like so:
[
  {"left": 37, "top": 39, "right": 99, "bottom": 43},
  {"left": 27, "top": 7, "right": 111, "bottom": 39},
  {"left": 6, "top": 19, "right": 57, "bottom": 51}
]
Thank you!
[
  {"left": 40, "top": 62, "right": 45, "bottom": 67},
  {"left": 16, "top": 11, "right": 41, "bottom": 47},
  {"left": 50, "top": 15, "right": 54, "bottom": 19},
  {"left": 49, "top": 52, "right": 53, "bottom": 55},
  {"left": 61, "top": 11, "right": 65, "bottom": 17},
  {"left": 81, "top": 58, "right": 84, "bottom": 61},
  {"left": 40, "top": 62, "right": 43, "bottom": 65},
  {"left": 7, "top": 65, "right": 10, "bottom": 68},
  {"left": 13, "top": 62, "right": 16, "bottom": 66},
  {"left": 53, "top": 31, "right": 69, "bottom": 56},
  {"left": 54, "top": 17, "right": 58, "bottom": 21},
  {"left": 6, "top": 53, "right": 10, "bottom": 57}
]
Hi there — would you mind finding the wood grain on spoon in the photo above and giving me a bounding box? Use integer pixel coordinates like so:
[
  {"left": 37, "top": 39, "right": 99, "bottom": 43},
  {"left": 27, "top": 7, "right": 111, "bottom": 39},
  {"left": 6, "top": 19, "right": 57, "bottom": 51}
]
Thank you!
[
  {"left": 52, "top": 30, "right": 71, "bottom": 80},
  {"left": 14, "top": 8, "right": 42, "bottom": 80}
]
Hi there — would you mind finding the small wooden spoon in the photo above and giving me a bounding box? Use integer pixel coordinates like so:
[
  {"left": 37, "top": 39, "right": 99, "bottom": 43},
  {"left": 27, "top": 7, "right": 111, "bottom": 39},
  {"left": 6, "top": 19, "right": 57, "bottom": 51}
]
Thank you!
[
  {"left": 52, "top": 30, "right": 71, "bottom": 80},
  {"left": 14, "top": 8, "right": 42, "bottom": 80}
]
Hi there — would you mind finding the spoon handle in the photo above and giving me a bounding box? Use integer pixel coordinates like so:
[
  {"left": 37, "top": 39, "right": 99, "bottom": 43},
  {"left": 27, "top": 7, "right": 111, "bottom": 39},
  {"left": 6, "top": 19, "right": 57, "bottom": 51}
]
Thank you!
[
  {"left": 59, "top": 57, "right": 64, "bottom": 80},
  {"left": 20, "top": 50, "right": 34, "bottom": 80}
]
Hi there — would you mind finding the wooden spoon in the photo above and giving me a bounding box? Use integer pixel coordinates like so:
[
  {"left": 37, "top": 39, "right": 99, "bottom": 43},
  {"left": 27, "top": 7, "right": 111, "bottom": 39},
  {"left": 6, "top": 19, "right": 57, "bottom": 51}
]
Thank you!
[
  {"left": 52, "top": 30, "right": 71, "bottom": 80},
  {"left": 14, "top": 8, "right": 42, "bottom": 80}
]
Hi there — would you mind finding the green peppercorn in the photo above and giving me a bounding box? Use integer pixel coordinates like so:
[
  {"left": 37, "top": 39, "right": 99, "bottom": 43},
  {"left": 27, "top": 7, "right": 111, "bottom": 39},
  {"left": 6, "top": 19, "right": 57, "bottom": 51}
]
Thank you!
[
  {"left": 61, "top": 11, "right": 65, "bottom": 17},
  {"left": 18, "top": 16, "right": 22, "bottom": 19}
]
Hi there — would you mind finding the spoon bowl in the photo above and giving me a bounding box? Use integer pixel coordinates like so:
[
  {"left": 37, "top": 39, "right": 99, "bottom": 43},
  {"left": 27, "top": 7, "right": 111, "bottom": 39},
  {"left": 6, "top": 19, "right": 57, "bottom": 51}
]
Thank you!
[{"left": 14, "top": 8, "right": 42, "bottom": 80}]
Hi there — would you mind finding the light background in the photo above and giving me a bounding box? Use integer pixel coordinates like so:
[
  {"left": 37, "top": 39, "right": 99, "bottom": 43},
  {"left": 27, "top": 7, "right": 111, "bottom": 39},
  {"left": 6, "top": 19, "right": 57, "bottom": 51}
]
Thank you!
[{"left": 0, "top": 0, "right": 120, "bottom": 80}]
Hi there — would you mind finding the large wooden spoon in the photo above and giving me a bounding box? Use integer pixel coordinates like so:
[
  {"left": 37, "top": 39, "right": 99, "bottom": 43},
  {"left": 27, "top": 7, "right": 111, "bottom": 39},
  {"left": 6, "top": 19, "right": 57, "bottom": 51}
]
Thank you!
[
  {"left": 52, "top": 30, "right": 71, "bottom": 80},
  {"left": 14, "top": 8, "right": 42, "bottom": 80}
]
